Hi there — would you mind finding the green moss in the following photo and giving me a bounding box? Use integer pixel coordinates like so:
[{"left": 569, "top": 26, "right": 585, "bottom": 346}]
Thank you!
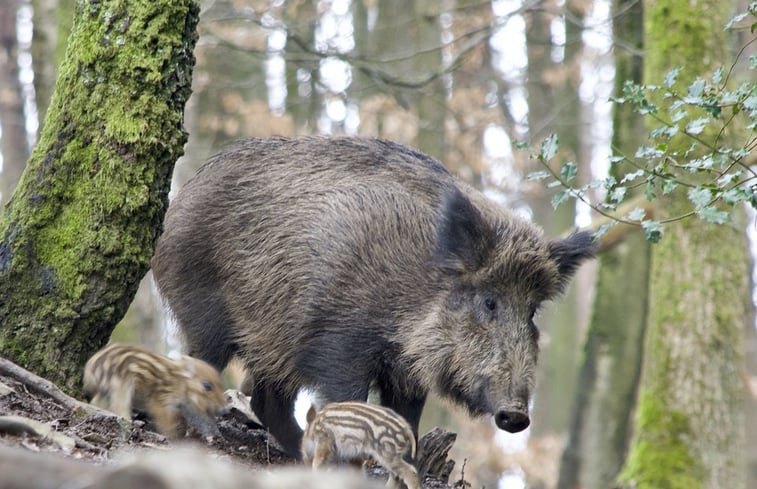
[{"left": 619, "top": 393, "right": 704, "bottom": 489}]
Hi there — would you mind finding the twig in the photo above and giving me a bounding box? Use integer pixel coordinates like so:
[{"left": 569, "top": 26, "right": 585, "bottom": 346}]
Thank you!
[{"left": 0, "top": 357, "right": 98, "bottom": 415}]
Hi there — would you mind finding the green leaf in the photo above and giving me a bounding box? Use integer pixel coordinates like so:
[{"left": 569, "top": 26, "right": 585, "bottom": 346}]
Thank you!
[
  {"left": 551, "top": 189, "right": 570, "bottom": 209},
  {"left": 688, "top": 79, "right": 706, "bottom": 99},
  {"left": 664, "top": 67, "right": 682, "bottom": 87},
  {"left": 722, "top": 187, "right": 750, "bottom": 205},
  {"left": 560, "top": 162, "right": 578, "bottom": 182},
  {"left": 645, "top": 180, "right": 656, "bottom": 201},
  {"left": 594, "top": 221, "right": 617, "bottom": 240},
  {"left": 685, "top": 117, "right": 710, "bottom": 135},
  {"left": 626, "top": 207, "right": 646, "bottom": 221},
  {"left": 697, "top": 206, "right": 730, "bottom": 224},
  {"left": 635, "top": 145, "right": 665, "bottom": 159},
  {"left": 688, "top": 187, "right": 712, "bottom": 210},
  {"left": 662, "top": 179, "right": 678, "bottom": 194},
  {"left": 515, "top": 140, "right": 529, "bottom": 150},
  {"left": 717, "top": 170, "right": 741, "bottom": 187},
  {"left": 527, "top": 170, "right": 551, "bottom": 181},
  {"left": 609, "top": 155, "right": 625, "bottom": 164},
  {"left": 671, "top": 109, "right": 688, "bottom": 122},
  {"left": 712, "top": 67, "right": 724, "bottom": 84},
  {"left": 540, "top": 134, "right": 559, "bottom": 161},
  {"left": 750, "top": 55, "right": 757, "bottom": 70},
  {"left": 641, "top": 220, "right": 663, "bottom": 243},
  {"left": 724, "top": 12, "right": 748, "bottom": 30},
  {"left": 743, "top": 95, "right": 757, "bottom": 110},
  {"left": 621, "top": 169, "right": 645, "bottom": 184},
  {"left": 610, "top": 186, "right": 627, "bottom": 203}
]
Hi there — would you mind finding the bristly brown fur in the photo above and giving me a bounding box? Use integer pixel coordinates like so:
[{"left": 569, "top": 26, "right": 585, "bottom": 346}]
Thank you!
[
  {"left": 151, "top": 136, "right": 596, "bottom": 455},
  {"left": 83, "top": 343, "right": 226, "bottom": 438}
]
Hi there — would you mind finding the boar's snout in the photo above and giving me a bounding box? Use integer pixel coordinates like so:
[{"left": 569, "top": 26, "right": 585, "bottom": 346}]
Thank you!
[{"left": 495, "top": 409, "right": 530, "bottom": 433}]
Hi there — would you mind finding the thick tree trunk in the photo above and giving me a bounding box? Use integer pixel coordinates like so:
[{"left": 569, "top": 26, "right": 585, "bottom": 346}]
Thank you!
[
  {"left": 0, "top": 0, "right": 200, "bottom": 395},
  {"left": 557, "top": 3, "right": 646, "bottom": 489},
  {"left": 619, "top": 1, "right": 749, "bottom": 488}
]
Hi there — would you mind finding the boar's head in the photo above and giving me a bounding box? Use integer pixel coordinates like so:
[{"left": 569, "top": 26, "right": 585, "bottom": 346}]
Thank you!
[{"left": 406, "top": 188, "right": 595, "bottom": 433}]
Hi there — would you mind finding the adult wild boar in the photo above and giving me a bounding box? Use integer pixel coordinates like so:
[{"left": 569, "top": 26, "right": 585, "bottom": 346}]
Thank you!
[{"left": 151, "top": 136, "right": 595, "bottom": 456}]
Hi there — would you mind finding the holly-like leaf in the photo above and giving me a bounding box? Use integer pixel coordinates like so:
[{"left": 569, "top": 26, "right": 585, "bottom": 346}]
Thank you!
[
  {"left": 621, "top": 169, "right": 645, "bottom": 184},
  {"left": 712, "top": 67, "right": 724, "bottom": 85},
  {"left": 685, "top": 117, "right": 710, "bottom": 135},
  {"left": 610, "top": 186, "right": 627, "bottom": 203},
  {"left": 662, "top": 179, "right": 678, "bottom": 194},
  {"left": 664, "top": 67, "right": 682, "bottom": 88},
  {"left": 688, "top": 187, "right": 712, "bottom": 210},
  {"left": 551, "top": 189, "right": 570, "bottom": 209},
  {"left": 626, "top": 207, "right": 646, "bottom": 221},
  {"left": 724, "top": 12, "right": 748, "bottom": 30},
  {"left": 642, "top": 220, "right": 663, "bottom": 243},
  {"left": 594, "top": 221, "right": 617, "bottom": 240},
  {"left": 645, "top": 180, "right": 656, "bottom": 201},
  {"left": 687, "top": 79, "right": 706, "bottom": 99},
  {"left": 697, "top": 206, "right": 730, "bottom": 224},
  {"left": 540, "top": 134, "right": 559, "bottom": 161},
  {"left": 527, "top": 170, "right": 551, "bottom": 181},
  {"left": 560, "top": 162, "right": 578, "bottom": 182}
]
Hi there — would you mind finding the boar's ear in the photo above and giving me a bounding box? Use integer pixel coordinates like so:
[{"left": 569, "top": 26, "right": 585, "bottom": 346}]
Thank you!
[
  {"left": 435, "top": 187, "right": 494, "bottom": 273},
  {"left": 548, "top": 231, "right": 597, "bottom": 288}
]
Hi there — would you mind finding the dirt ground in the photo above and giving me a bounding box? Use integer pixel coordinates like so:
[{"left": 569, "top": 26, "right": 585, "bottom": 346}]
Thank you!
[{"left": 0, "top": 362, "right": 460, "bottom": 489}]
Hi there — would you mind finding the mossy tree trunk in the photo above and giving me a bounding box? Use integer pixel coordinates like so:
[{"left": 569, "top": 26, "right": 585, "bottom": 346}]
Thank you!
[
  {"left": 0, "top": 0, "right": 200, "bottom": 395},
  {"left": 557, "top": 3, "right": 647, "bottom": 489},
  {"left": 619, "top": 1, "right": 749, "bottom": 488}
]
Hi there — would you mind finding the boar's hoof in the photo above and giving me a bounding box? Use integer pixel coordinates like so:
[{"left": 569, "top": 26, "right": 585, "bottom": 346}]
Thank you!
[{"left": 495, "top": 410, "right": 530, "bottom": 433}]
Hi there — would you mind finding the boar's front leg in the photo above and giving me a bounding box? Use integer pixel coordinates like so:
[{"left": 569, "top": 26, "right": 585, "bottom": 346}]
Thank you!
[
  {"left": 376, "top": 377, "right": 426, "bottom": 440},
  {"left": 247, "top": 380, "right": 302, "bottom": 458}
]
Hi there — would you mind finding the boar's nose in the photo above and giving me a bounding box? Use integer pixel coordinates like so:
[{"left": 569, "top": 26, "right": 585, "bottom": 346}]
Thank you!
[{"left": 495, "top": 410, "right": 530, "bottom": 433}]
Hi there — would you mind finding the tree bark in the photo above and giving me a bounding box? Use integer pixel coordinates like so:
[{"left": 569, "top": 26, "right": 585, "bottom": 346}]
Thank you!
[
  {"left": 0, "top": 0, "right": 200, "bottom": 396},
  {"left": 619, "top": 1, "right": 749, "bottom": 488}
]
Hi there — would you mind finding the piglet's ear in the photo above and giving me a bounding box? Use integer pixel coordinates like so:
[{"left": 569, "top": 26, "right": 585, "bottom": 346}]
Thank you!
[
  {"left": 306, "top": 405, "right": 317, "bottom": 424},
  {"left": 548, "top": 231, "right": 597, "bottom": 289},
  {"left": 435, "top": 187, "right": 494, "bottom": 273}
]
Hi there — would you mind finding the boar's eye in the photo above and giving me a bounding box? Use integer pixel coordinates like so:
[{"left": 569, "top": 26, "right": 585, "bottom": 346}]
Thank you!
[
  {"left": 202, "top": 381, "right": 214, "bottom": 392},
  {"left": 484, "top": 298, "right": 497, "bottom": 311}
]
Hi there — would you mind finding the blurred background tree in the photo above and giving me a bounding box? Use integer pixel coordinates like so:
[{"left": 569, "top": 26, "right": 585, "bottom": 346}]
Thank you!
[{"left": 1, "top": 1, "right": 755, "bottom": 488}]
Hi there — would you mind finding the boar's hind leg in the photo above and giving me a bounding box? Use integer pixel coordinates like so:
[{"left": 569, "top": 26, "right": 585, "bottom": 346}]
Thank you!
[{"left": 248, "top": 380, "right": 302, "bottom": 458}]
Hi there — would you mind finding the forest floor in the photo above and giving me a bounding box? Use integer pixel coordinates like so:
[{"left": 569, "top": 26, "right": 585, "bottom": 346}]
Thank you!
[{"left": 0, "top": 359, "right": 460, "bottom": 489}]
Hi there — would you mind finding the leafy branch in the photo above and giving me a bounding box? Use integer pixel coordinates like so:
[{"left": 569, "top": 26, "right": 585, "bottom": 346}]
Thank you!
[{"left": 526, "top": 5, "right": 757, "bottom": 243}]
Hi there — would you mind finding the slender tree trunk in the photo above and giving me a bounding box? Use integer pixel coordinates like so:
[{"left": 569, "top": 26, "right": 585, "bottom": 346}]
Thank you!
[
  {"left": 528, "top": 0, "right": 584, "bottom": 437},
  {"left": 619, "top": 1, "right": 749, "bottom": 488},
  {"left": 557, "top": 3, "right": 647, "bottom": 489},
  {"left": 0, "top": 0, "right": 200, "bottom": 395},
  {"left": 31, "top": 0, "right": 74, "bottom": 125},
  {"left": 0, "top": 0, "right": 30, "bottom": 206},
  {"left": 352, "top": 0, "right": 445, "bottom": 158}
]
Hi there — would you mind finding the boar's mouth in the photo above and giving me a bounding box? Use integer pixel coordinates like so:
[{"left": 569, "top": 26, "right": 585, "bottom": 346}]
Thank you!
[{"left": 436, "top": 371, "right": 493, "bottom": 417}]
